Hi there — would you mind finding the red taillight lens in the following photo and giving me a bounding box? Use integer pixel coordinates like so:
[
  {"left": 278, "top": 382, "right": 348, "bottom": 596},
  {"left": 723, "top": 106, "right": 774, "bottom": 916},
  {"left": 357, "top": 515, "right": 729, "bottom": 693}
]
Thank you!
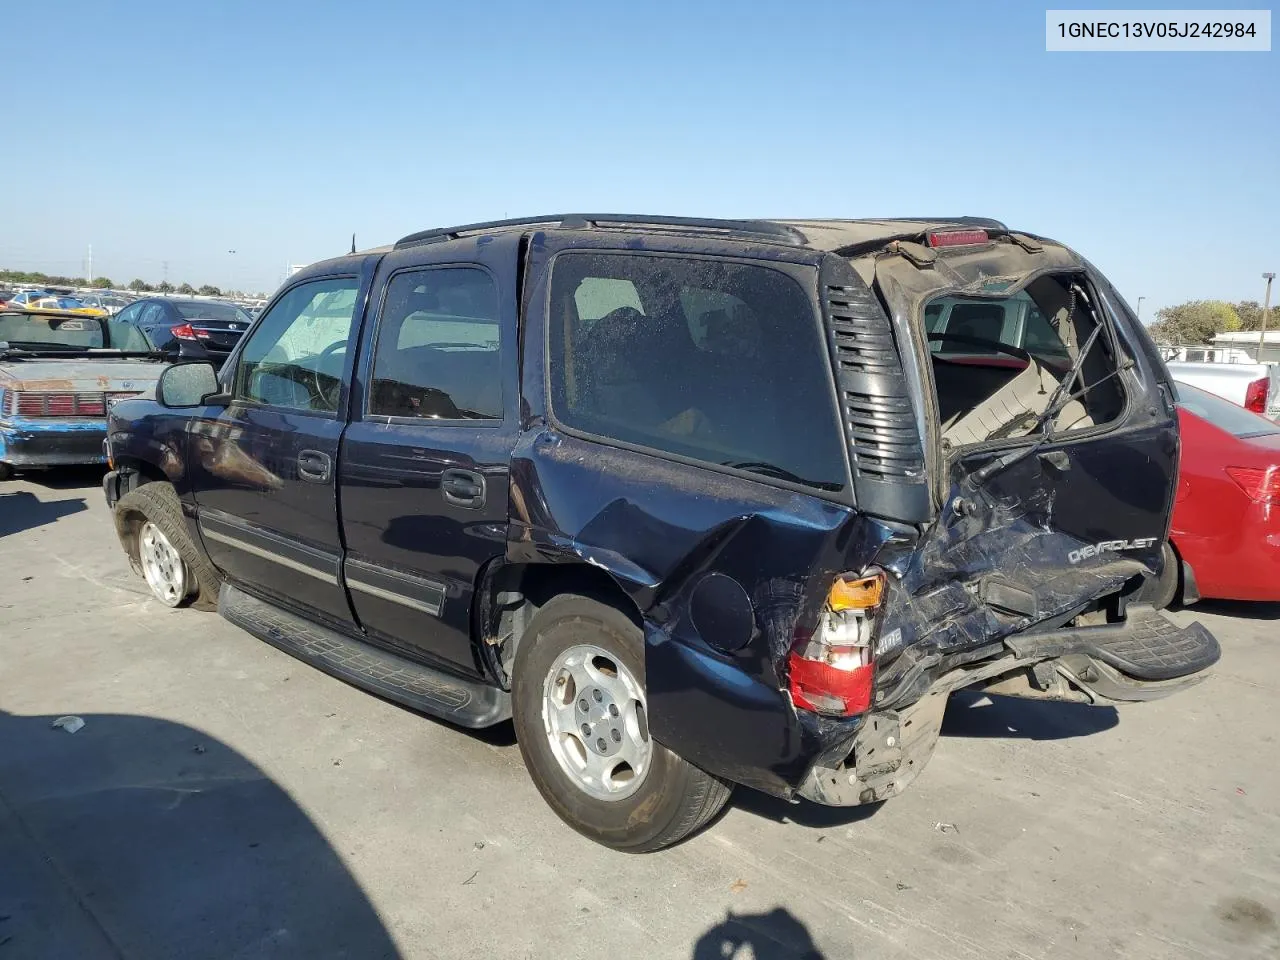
[
  {"left": 16, "top": 393, "right": 45, "bottom": 415},
  {"left": 1244, "top": 377, "right": 1269, "bottom": 414},
  {"left": 171, "top": 322, "right": 197, "bottom": 340},
  {"left": 44, "top": 393, "right": 76, "bottom": 415},
  {"left": 786, "top": 570, "right": 886, "bottom": 717},
  {"left": 788, "top": 655, "right": 874, "bottom": 716},
  {"left": 927, "top": 229, "right": 989, "bottom": 248},
  {"left": 1226, "top": 465, "right": 1280, "bottom": 503},
  {"left": 76, "top": 394, "right": 106, "bottom": 416}
]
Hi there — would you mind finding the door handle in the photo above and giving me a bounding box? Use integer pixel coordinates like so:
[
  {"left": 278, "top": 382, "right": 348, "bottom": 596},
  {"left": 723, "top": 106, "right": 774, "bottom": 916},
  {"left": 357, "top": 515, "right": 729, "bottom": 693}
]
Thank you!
[
  {"left": 297, "top": 449, "right": 332, "bottom": 483},
  {"left": 441, "top": 468, "right": 485, "bottom": 508}
]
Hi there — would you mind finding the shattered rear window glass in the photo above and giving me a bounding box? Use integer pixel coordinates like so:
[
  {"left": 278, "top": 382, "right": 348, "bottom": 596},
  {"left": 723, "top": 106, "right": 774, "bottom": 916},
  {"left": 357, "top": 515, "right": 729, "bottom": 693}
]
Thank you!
[{"left": 548, "top": 252, "right": 848, "bottom": 492}]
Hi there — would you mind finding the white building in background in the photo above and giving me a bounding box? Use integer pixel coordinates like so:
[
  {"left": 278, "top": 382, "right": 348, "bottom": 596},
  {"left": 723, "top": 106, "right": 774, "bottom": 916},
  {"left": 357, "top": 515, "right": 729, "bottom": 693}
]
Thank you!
[
  {"left": 1209, "top": 330, "right": 1280, "bottom": 364},
  {"left": 1159, "top": 331, "right": 1280, "bottom": 365}
]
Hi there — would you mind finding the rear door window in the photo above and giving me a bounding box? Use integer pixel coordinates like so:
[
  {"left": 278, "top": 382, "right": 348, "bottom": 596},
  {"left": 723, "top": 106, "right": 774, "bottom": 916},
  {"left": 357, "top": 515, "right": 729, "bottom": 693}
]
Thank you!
[
  {"left": 368, "top": 267, "right": 502, "bottom": 420},
  {"left": 547, "top": 252, "right": 847, "bottom": 491}
]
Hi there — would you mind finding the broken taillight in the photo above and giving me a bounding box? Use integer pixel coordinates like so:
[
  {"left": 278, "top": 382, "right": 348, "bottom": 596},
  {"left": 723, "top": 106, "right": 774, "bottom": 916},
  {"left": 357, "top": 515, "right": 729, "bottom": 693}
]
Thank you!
[
  {"left": 927, "top": 229, "right": 989, "bottom": 248},
  {"left": 787, "top": 571, "right": 884, "bottom": 717},
  {"left": 1244, "top": 376, "right": 1269, "bottom": 415},
  {"left": 1226, "top": 465, "right": 1280, "bottom": 503}
]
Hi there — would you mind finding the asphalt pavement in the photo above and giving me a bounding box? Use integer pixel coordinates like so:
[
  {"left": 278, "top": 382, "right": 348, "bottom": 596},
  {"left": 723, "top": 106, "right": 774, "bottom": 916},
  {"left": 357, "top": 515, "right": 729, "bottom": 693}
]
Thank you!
[{"left": 1, "top": 470, "right": 1277, "bottom": 959}]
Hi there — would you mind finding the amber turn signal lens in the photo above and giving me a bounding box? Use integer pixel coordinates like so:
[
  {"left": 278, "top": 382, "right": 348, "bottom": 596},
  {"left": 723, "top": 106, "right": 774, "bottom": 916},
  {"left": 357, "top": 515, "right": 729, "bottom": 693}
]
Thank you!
[{"left": 828, "top": 573, "right": 884, "bottom": 611}]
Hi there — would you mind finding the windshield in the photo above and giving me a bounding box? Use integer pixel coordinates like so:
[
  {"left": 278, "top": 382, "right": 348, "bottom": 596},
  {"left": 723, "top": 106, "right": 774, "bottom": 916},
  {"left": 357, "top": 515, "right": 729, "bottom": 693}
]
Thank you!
[
  {"left": 173, "top": 300, "right": 250, "bottom": 323},
  {"left": 1175, "top": 381, "right": 1279, "bottom": 438},
  {"left": 0, "top": 312, "right": 104, "bottom": 348},
  {"left": 105, "top": 319, "right": 153, "bottom": 352}
]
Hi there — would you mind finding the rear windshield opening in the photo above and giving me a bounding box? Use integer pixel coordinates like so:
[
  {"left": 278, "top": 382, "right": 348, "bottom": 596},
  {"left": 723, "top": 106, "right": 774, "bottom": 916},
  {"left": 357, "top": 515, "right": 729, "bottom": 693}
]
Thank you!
[
  {"left": 548, "top": 252, "right": 848, "bottom": 491},
  {"left": 924, "top": 274, "right": 1126, "bottom": 447}
]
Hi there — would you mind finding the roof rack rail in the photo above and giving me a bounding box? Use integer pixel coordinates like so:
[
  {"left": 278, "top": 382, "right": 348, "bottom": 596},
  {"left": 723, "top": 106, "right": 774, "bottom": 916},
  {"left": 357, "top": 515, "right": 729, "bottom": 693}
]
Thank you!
[
  {"left": 886, "top": 216, "right": 1010, "bottom": 232},
  {"left": 394, "top": 214, "right": 807, "bottom": 249}
]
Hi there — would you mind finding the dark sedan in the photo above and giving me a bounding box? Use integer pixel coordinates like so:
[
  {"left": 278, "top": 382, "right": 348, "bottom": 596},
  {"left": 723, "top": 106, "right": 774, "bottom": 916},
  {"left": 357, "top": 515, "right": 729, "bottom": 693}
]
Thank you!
[{"left": 113, "top": 297, "right": 253, "bottom": 362}]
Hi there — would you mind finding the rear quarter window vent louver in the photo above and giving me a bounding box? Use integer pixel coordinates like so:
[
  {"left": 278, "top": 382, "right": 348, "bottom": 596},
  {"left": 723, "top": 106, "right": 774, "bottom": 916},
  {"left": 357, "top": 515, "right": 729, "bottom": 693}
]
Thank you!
[{"left": 820, "top": 263, "right": 930, "bottom": 523}]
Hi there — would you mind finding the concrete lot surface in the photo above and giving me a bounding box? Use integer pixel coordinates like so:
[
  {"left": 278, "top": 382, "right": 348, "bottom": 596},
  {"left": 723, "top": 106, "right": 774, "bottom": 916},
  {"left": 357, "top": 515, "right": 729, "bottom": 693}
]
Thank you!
[{"left": 1, "top": 471, "right": 1278, "bottom": 959}]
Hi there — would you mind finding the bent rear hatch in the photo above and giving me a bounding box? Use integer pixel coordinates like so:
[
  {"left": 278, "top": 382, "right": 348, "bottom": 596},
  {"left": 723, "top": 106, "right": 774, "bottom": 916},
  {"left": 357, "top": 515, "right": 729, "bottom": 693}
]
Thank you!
[{"left": 832, "top": 225, "right": 1204, "bottom": 705}]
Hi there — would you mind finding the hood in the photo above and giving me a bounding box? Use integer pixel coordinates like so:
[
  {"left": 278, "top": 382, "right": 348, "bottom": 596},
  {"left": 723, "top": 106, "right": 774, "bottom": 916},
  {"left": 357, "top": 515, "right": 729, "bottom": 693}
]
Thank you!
[{"left": 0, "top": 358, "right": 164, "bottom": 393}]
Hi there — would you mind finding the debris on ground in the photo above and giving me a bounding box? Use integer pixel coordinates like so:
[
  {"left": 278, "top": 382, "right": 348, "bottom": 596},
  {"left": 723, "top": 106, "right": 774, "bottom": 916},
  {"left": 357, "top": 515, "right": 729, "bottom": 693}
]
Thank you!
[
  {"left": 933, "top": 821, "right": 959, "bottom": 834},
  {"left": 50, "top": 716, "right": 84, "bottom": 734},
  {"left": 192, "top": 744, "right": 206, "bottom": 754},
  {"left": 896, "top": 882, "right": 911, "bottom": 891},
  {"left": 474, "top": 841, "right": 485, "bottom": 850},
  {"left": 729, "top": 879, "right": 748, "bottom": 894},
  {"left": 462, "top": 870, "right": 479, "bottom": 885}
]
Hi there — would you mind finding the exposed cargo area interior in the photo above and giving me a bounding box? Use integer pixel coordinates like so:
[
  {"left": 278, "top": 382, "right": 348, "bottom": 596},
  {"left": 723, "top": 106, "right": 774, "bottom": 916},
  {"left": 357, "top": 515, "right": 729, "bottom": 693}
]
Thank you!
[{"left": 924, "top": 273, "right": 1127, "bottom": 447}]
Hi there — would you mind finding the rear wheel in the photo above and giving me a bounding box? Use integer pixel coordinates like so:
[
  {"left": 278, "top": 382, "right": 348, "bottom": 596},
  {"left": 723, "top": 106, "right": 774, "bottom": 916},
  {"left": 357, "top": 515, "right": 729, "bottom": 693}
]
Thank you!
[
  {"left": 0, "top": 463, "right": 13, "bottom": 481},
  {"left": 115, "top": 482, "right": 221, "bottom": 610},
  {"left": 512, "top": 595, "right": 731, "bottom": 852}
]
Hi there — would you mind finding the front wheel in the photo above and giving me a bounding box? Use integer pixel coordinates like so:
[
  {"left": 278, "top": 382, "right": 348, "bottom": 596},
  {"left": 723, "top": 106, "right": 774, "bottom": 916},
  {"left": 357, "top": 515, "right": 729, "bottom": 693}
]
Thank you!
[
  {"left": 512, "top": 595, "right": 731, "bottom": 852},
  {"left": 114, "top": 482, "right": 221, "bottom": 610}
]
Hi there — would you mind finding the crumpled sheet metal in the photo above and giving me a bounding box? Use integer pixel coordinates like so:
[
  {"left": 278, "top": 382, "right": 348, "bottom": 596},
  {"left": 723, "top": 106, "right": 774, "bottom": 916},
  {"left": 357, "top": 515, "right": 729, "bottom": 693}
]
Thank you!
[{"left": 872, "top": 470, "right": 1154, "bottom": 708}]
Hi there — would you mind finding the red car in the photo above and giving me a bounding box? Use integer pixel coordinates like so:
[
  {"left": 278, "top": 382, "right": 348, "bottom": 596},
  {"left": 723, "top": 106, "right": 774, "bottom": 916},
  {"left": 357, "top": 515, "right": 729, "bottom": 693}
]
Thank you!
[{"left": 1153, "top": 381, "right": 1280, "bottom": 606}]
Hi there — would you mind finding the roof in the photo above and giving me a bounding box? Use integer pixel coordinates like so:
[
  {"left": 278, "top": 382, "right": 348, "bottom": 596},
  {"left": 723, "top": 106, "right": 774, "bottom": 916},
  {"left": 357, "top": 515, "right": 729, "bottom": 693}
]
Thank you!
[
  {"left": 391, "top": 214, "right": 1013, "bottom": 253},
  {"left": 1211, "top": 330, "right": 1280, "bottom": 343}
]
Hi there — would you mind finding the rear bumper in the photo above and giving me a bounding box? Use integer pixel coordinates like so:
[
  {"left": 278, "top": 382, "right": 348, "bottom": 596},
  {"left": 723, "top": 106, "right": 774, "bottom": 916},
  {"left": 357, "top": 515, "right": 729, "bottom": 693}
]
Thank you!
[
  {"left": 0, "top": 418, "right": 108, "bottom": 468},
  {"left": 796, "top": 605, "right": 1219, "bottom": 806}
]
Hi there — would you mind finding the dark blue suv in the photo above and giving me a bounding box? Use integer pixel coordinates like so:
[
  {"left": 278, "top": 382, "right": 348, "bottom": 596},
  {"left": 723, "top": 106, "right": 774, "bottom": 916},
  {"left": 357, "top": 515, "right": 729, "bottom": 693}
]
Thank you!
[{"left": 102, "top": 215, "right": 1218, "bottom": 850}]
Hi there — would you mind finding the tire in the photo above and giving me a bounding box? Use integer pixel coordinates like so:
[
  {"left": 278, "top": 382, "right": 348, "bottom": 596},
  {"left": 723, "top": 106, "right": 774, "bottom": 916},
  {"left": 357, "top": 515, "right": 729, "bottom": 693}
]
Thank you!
[
  {"left": 1146, "top": 541, "right": 1181, "bottom": 610},
  {"left": 512, "top": 594, "right": 731, "bottom": 852},
  {"left": 0, "top": 463, "right": 13, "bottom": 481},
  {"left": 113, "top": 482, "right": 221, "bottom": 610}
]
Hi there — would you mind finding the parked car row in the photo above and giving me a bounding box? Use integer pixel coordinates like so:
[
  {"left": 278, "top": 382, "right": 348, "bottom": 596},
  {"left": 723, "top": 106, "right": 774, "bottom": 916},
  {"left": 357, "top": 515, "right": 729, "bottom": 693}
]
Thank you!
[{"left": 0, "top": 306, "right": 167, "bottom": 480}]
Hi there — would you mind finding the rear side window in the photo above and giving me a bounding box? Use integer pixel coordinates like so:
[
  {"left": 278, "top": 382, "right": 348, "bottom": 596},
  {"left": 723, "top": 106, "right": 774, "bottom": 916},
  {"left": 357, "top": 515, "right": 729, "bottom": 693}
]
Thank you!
[
  {"left": 369, "top": 267, "right": 501, "bottom": 420},
  {"left": 548, "top": 252, "right": 847, "bottom": 491}
]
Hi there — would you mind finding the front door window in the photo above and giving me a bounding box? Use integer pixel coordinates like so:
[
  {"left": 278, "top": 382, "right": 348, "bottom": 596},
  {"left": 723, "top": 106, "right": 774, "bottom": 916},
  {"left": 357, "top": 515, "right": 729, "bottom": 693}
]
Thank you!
[{"left": 232, "top": 278, "right": 360, "bottom": 413}]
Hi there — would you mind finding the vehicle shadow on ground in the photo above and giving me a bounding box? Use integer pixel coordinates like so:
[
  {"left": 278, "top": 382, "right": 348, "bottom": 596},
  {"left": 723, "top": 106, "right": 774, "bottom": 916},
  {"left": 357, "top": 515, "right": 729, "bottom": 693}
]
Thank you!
[
  {"left": 1191, "top": 599, "right": 1280, "bottom": 621},
  {"left": 940, "top": 689, "right": 1119, "bottom": 740},
  {"left": 691, "top": 907, "right": 826, "bottom": 959},
  {"left": 0, "top": 489, "right": 87, "bottom": 537},
  {"left": 10, "top": 464, "right": 107, "bottom": 490},
  {"left": 0, "top": 708, "right": 401, "bottom": 960}
]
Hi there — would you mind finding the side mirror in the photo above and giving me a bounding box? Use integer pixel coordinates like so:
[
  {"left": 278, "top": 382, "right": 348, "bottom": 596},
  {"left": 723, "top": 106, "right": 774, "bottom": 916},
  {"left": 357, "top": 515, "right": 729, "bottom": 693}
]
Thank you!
[{"left": 156, "top": 362, "right": 222, "bottom": 408}]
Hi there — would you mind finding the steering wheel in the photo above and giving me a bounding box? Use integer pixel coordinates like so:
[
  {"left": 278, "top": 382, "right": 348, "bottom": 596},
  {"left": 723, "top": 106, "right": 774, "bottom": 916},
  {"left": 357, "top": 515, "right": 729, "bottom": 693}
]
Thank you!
[
  {"left": 927, "top": 332, "right": 1033, "bottom": 363},
  {"left": 313, "top": 341, "right": 347, "bottom": 409}
]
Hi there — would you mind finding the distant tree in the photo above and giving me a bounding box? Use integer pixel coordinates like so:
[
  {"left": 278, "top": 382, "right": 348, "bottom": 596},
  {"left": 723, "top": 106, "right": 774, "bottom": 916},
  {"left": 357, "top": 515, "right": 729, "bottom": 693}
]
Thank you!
[
  {"left": 91, "top": 276, "right": 114, "bottom": 289},
  {"left": 157, "top": 281, "right": 174, "bottom": 294},
  {"left": 1148, "top": 300, "right": 1241, "bottom": 344},
  {"left": 176, "top": 282, "right": 196, "bottom": 295},
  {"left": 1232, "top": 300, "right": 1277, "bottom": 332},
  {"left": 197, "top": 284, "right": 223, "bottom": 297},
  {"left": 127, "top": 278, "right": 150, "bottom": 292}
]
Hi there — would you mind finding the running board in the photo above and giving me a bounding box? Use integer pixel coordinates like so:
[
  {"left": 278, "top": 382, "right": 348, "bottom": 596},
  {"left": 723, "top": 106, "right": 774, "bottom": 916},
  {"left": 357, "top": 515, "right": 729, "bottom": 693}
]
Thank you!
[{"left": 218, "top": 583, "right": 511, "bottom": 728}]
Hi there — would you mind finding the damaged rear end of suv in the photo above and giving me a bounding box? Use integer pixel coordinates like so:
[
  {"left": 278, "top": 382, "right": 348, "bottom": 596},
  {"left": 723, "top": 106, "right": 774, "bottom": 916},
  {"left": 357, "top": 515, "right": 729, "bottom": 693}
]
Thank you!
[{"left": 768, "top": 219, "right": 1220, "bottom": 807}]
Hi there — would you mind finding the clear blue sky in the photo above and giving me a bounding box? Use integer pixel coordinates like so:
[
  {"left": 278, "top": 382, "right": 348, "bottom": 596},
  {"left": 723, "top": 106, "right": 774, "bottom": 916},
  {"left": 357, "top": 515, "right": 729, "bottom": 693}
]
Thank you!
[{"left": 4, "top": 0, "right": 1277, "bottom": 315}]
